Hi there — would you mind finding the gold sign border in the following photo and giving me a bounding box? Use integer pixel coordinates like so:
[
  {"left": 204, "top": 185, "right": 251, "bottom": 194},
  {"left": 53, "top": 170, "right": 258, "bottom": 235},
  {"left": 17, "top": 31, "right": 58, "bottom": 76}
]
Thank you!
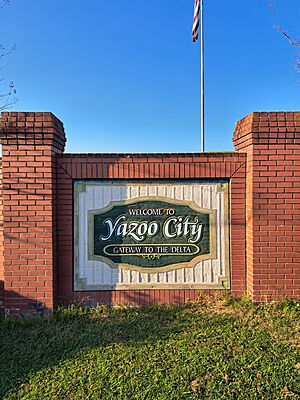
[{"left": 87, "top": 196, "right": 217, "bottom": 274}]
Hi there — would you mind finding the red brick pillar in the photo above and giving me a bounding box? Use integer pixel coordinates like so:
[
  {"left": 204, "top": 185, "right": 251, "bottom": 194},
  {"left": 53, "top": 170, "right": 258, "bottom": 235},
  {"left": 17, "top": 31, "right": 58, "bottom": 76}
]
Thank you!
[
  {"left": 0, "top": 112, "right": 66, "bottom": 316},
  {"left": 233, "top": 112, "right": 300, "bottom": 300},
  {"left": 0, "top": 161, "right": 3, "bottom": 314}
]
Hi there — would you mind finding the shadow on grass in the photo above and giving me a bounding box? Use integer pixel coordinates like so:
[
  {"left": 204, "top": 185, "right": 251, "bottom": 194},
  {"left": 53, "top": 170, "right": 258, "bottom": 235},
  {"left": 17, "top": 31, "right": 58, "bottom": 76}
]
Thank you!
[
  {"left": 0, "top": 300, "right": 193, "bottom": 398},
  {"left": 1, "top": 295, "right": 300, "bottom": 400}
]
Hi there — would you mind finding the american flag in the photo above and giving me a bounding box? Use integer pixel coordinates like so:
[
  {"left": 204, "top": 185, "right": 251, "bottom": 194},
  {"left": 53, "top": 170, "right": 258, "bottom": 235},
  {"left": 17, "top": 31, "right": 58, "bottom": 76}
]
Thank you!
[{"left": 192, "top": 0, "right": 200, "bottom": 42}]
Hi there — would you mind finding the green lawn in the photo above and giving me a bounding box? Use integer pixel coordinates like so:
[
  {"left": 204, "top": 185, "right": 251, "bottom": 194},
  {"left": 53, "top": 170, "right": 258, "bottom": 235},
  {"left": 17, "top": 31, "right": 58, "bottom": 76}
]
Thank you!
[{"left": 1, "top": 297, "right": 300, "bottom": 399}]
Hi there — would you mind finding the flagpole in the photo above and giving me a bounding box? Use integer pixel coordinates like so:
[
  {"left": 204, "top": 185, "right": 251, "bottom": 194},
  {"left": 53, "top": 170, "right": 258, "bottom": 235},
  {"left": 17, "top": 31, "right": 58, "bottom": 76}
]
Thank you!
[{"left": 200, "top": 0, "right": 205, "bottom": 152}]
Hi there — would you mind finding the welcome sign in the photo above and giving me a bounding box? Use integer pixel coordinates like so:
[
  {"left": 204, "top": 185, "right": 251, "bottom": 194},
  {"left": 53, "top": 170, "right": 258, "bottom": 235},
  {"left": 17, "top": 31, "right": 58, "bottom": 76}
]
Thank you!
[{"left": 88, "top": 197, "right": 216, "bottom": 271}]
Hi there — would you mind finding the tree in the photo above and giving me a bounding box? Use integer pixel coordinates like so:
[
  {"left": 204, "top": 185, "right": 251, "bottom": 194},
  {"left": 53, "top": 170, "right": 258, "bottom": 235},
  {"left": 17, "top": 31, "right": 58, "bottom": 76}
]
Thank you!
[
  {"left": 269, "top": 0, "right": 300, "bottom": 74},
  {"left": 0, "top": 0, "right": 17, "bottom": 111}
]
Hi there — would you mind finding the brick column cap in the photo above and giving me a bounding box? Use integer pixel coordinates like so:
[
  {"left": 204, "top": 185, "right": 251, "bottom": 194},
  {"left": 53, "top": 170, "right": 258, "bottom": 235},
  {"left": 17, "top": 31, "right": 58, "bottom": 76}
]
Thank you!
[
  {"left": 0, "top": 111, "right": 66, "bottom": 152},
  {"left": 233, "top": 111, "right": 300, "bottom": 141}
]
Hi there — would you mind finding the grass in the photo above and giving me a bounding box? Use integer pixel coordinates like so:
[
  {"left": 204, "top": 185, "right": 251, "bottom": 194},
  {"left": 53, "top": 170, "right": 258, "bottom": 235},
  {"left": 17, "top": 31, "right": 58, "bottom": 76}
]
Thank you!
[{"left": 1, "top": 296, "right": 300, "bottom": 399}]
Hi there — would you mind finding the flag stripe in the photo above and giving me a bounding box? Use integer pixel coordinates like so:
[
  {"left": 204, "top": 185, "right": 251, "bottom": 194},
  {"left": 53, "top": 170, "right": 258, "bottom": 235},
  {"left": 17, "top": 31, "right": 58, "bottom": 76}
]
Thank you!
[{"left": 192, "top": 0, "right": 200, "bottom": 42}]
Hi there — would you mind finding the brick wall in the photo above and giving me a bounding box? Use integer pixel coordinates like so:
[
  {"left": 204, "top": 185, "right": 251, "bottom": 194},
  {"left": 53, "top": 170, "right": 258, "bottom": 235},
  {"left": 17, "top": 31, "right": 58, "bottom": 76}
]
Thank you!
[
  {"left": 56, "top": 152, "right": 247, "bottom": 306},
  {"left": 0, "top": 110, "right": 299, "bottom": 315},
  {"left": 0, "top": 160, "right": 3, "bottom": 314},
  {"left": 233, "top": 112, "right": 300, "bottom": 300}
]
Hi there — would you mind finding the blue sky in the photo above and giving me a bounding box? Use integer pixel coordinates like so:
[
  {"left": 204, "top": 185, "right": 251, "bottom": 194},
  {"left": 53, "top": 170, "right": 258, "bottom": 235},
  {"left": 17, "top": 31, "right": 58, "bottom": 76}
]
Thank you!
[{"left": 0, "top": 0, "right": 299, "bottom": 153}]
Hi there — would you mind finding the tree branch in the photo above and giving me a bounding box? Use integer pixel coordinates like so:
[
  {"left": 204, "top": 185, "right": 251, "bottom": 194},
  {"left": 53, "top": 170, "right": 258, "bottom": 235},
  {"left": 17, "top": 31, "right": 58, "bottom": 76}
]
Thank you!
[
  {"left": 0, "top": 0, "right": 10, "bottom": 10},
  {"left": 269, "top": 0, "right": 300, "bottom": 48},
  {"left": 274, "top": 25, "right": 300, "bottom": 48},
  {"left": 0, "top": 44, "right": 16, "bottom": 58},
  {"left": 0, "top": 81, "right": 17, "bottom": 110},
  {"left": 294, "top": 59, "right": 300, "bottom": 74},
  {"left": 0, "top": 0, "right": 17, "bottom": 110}
]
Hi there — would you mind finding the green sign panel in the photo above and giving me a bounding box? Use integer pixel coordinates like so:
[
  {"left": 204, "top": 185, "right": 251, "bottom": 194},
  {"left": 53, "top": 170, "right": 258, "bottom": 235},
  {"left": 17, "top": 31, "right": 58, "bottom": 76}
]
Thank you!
[{"left": 88, "top": 198, "right": 214, "bottom": 271}]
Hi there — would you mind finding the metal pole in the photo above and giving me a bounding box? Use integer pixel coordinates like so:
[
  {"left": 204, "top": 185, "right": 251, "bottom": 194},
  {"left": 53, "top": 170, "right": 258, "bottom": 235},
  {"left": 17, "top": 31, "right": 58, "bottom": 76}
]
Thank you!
[{"left": 200, "top": 0, "right": 205, "bottom": 152}]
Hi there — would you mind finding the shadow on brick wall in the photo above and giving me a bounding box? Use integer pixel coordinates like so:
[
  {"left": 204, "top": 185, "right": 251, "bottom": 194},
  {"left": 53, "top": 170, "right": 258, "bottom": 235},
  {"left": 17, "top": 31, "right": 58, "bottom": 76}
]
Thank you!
[
  {"left": 0, "top": 280, "right": 4, "bottom": 316},
  {"left": 1, "top": 281, "right": 223, "bottom": 318},
  {"left": 0, "top": 281, "right": 49, "bottom": 317},
  {"left": 68, "top": 288, "right": 214, "bottom": 308}
]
